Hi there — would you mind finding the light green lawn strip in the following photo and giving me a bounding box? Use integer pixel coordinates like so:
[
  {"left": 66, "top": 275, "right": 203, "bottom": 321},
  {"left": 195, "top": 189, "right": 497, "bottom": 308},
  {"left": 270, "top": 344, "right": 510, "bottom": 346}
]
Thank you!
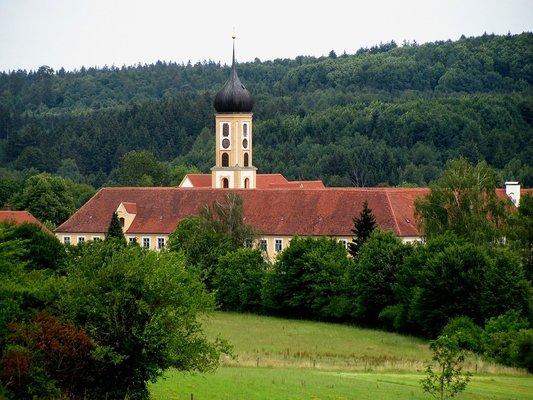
[{"left": 151, "top": 367, "right": 533, "bottom": 400}]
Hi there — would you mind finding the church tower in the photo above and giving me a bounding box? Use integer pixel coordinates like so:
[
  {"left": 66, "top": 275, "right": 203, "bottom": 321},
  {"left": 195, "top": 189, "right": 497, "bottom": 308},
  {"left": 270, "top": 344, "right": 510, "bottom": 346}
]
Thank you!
[{"left": 211, "top": 35, "right": 256, "bottom": 189}]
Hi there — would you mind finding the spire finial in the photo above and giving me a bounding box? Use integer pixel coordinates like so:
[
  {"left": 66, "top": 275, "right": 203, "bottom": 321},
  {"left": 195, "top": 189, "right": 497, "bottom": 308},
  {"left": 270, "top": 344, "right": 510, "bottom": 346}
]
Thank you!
[{"left": 231, "top": 28, "right": 236, "bottom": 67}]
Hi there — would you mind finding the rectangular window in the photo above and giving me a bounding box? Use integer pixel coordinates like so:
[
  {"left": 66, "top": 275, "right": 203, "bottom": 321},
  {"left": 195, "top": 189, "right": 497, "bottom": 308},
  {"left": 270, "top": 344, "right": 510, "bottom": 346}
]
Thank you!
[
  {"left": 63, "top": 236, "right": 71, "bottom": 245},
  {"left": 244, "top": 239, "right": 252, "bottom": 248},
  {"left": 129, "top": 237, "right": 137, "bottom": 245},
  {"left": 77, "top": 236, "right": 85, "bottom": 244},
  {"left": 275, "top": 239, "right": 283, "bottom": 253},
  {"left": 260, "top": 239, "right": 267, "bottom": 252},
  {"left": 142, "top": 237, "right": 150, "bottom": 249},
  {"left": 92, "top": 236, "right": 101, "bottom": 241},
  {"left": 340, "top": 239, "right": 348, "bottom": 249},
  {"left": 157, "top": 237, "right": 165, "bottom": 249}
]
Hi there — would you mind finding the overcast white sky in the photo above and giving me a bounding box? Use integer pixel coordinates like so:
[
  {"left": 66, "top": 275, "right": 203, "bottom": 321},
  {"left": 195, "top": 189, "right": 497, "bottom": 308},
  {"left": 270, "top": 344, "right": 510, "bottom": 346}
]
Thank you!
[{"left": 0, "top": 0, "right": 531, "bottom": 72}]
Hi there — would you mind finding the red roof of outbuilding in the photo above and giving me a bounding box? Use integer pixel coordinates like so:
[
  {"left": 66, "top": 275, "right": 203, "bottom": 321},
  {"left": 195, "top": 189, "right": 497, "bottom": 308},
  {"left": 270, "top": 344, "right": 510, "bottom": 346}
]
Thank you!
[
  {"left": 183, "top": 174, "right": 212, "bottom": 187},
  {"left": 0, "top": 211, "right": 52, "bottom": 234},
  {"left": 55, "top": 187, "right": 428, "bottom": 237},
  {"left": 181, "top": 173, "right": 325, "bottom": 189}
]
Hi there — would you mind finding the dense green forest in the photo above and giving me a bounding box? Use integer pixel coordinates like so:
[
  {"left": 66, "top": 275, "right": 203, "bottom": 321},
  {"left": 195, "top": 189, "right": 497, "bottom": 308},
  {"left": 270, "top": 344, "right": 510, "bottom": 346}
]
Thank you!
[{"left": 0, "top": 32, "right": 531, "bottom": 192}]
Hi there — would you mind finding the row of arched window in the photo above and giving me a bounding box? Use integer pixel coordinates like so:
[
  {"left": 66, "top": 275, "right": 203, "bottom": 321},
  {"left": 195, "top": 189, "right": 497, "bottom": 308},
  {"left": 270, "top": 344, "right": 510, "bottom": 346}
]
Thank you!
[
  {"left": 221, "top": 177, "right": 249, "bottom": 189},
  {"left": 221, "top": 152, "right": 249, "bottom": 167}
]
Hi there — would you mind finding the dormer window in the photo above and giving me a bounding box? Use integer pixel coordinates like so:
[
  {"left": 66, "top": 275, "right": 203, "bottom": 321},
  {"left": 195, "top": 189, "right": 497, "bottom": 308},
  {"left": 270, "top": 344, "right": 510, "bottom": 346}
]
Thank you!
[{"left": 119, "top": 217, "right": 125, "bottom": 227}]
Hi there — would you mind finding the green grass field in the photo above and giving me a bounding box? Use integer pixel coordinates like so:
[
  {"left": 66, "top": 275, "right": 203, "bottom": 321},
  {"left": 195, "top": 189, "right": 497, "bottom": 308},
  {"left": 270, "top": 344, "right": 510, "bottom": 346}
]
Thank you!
[{"left": 150, "top": 312, "right": 532, "bottom": 399}]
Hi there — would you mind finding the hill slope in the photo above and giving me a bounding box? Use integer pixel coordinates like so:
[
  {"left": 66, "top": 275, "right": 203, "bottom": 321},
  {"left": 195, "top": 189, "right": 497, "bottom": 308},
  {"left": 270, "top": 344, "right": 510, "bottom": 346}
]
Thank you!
[
  {"left": 149, "top": 312, "right": 531, "bottom": 400},
  {"left": 0, "top": 33, "right": 532, "bottom": 187}
]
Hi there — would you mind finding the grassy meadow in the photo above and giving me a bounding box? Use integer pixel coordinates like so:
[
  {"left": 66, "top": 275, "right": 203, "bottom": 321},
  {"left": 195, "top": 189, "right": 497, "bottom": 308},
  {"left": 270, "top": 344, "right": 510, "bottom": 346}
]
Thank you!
[{"left": 150, "top": 312, "right": 532, "bottom": 399}]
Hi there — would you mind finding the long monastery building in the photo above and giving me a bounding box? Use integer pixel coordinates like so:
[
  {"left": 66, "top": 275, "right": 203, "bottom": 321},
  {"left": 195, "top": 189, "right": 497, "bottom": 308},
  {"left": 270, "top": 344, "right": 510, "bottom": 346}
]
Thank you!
[{"left": 55, "top": 40, "right": 527, "bottom": 257}]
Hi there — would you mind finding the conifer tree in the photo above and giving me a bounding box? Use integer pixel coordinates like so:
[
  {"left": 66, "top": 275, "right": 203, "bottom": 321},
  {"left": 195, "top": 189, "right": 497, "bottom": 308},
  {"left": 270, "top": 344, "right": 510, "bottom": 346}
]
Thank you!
[
  {"left": 106, "top": 212, "right": 125, "bottom": 242},
  {"left": 348, "top": 200, "right": 377, "bottom": 258}
]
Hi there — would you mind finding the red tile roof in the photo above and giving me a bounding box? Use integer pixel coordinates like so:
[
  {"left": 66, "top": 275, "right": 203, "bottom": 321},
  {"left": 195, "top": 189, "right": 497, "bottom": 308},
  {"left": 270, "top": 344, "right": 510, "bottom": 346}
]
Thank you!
[
  {"left": 55, "top": 187, "right": 430, "bottom": 237},
  {"left": 122, "top": 202, "right": 137, "bottom": 214},
  {"left": 182, "top": 173, "right": 293, "bottom": 189},
  {"left": 181, "top": 173, "right": 325, "bottom": 189},
  {"left": 256, "top": 174, "right": 289, "bottom": 187},
  {"left": 268, "top": 180, "right": 326, "bottom": 189},
  {"left": 55, "top": 187, "right": 532, "bottom": 238},
  {"left": 0, "top": 211, "right": 52, "bottom": 234},
  {"left": 183, "top": 174, "right": 212, "bottom": 187}
]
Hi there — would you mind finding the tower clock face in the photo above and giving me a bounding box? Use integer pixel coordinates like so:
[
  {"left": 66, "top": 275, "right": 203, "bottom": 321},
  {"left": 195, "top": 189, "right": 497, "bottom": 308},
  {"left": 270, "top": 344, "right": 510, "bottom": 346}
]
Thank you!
[{"left": 222, "top": 138, "right": 230, "bottom": 149}]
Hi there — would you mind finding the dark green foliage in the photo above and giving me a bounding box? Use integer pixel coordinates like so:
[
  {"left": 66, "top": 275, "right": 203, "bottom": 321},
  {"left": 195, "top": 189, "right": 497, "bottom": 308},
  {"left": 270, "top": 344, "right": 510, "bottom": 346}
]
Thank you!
[
  {"left": 507, "top": 194, "right": 533, "bottom": 281},
  {"left": 262, "top": 237, "right": 350, "bottom": 319},
  {"left": 58, "top": 240, "right": 227, "bottom": 399},
  {"left": 169, "top": 194, "right": 255, "bottom": 288},
  {"left": 106, "top": 211, "right": 125, "bottom": 242},
  {"left": 482, "top": 310, "right": 530, "bottom": 367},
  {"left": 213, "top": 248, "right": 267, "bottom": 312},
  {"left": 513, "top": 330, "right": 533, "bottom": 372},
  {"left": 2, "top": 222, "right": 66, "bottom": 271},
  {"left": 441, "top": 316, "right": 484, "bottom": 353},
  {"left": 346, "top": 230, "right": 410, "bottom": 324},
  {"left": 9, "top": 173, "right": 76, "bottom": 226},
  {"left": 168, "top": 216, "right": 234, "bottom": 288},
  {"left": 348, "top": 200, "right": 377, "bottom": 258},
  {"left": 415, "top": 158, "right": 508, "bottom": 243},
  {"left": 0, "top": 34, "right": 531, "bottom": 187},
  {"left": 110, "top": 150, "right": 170, "bottom": 186},
  {"left": 405, "top": 240, "right": 530, "bottom": 337}
]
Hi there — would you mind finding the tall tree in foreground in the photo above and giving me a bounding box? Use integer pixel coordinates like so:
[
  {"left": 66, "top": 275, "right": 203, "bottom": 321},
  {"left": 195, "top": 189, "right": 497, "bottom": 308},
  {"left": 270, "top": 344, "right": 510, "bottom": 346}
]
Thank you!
[
  {"left": 421, "top": 335, "right": 471, "bottom": 400},
  {"left": 59, "top": 241, "right": 229, "bottom": 399},
  {"left": 415, "top": 158, "right": 508, "bottom": 243},
  {"left": 106, "top": 212, "right": 125, "bottom": 242},
  {"left": 348, "top": 200, "right": 377, "bottom": 258}
]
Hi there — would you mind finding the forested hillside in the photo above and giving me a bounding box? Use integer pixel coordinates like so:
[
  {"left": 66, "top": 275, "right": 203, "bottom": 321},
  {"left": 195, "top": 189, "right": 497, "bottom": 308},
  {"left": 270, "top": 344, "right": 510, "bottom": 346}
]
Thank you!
[{"left": 0, "top": 32, "right": 531, "bottom": 189}]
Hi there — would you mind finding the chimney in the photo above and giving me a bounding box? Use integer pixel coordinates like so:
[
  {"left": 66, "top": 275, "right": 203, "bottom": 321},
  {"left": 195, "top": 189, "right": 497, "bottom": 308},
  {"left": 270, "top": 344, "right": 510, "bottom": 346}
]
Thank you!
[{"left": 505, "top": 181, "right": 521, "bottom": 207}]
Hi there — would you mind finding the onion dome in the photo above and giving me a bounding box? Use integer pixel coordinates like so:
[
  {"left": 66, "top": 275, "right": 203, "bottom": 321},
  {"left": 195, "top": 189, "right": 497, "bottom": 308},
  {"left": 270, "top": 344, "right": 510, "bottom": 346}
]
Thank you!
[{"left": 214, "top": 39, "right": 253, "bottom": 113}]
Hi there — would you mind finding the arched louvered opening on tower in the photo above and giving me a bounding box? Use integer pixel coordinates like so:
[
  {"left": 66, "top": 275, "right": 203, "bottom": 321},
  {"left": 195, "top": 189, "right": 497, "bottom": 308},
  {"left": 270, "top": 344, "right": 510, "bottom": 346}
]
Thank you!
[
  {"left": 222, "top": 152, "right": 229, "bottom": 167},
  {"left": 243, "top": 152, "right": 249, "bottom": 167}
]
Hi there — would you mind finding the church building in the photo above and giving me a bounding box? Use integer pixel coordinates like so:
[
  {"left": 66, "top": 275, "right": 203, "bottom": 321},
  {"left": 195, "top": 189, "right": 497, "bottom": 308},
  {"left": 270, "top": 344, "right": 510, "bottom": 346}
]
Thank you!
[{"left": 54, "top": 39, "right": 527, "bottom": 257}]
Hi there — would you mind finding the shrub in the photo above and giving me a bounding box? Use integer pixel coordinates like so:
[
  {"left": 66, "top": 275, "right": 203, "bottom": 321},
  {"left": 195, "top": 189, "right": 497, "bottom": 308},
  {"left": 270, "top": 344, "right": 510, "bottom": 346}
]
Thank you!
[
  {"left": 213, "top": 248, "right": 266, "bottom": 312},
  {"left": 346, "top": 230, "right": 410, "bottom": 323},
  {"left": 3, "top": 313, "right": 94, "bottom": 399},
  {"left": 483, "top": 310, "right": 530, "bottom": 366},
  {"left": 2, "top": 222, "right": 66, "bottom": 271},
  {"left": 513, "top": 330, "right": 533, "bottom": 372},
  {"left": 262, "top": 237, "right": 350, "bottom": 319},
  {"left": 441, "top": 316, "right": 483, "bottom": 353}
]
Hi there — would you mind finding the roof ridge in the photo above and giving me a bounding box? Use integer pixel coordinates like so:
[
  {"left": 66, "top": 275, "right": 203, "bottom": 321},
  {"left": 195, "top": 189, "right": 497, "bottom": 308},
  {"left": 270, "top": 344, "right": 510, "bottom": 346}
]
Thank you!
[{"left": 385, "top": 190, "right": 402, "bottom": 235}]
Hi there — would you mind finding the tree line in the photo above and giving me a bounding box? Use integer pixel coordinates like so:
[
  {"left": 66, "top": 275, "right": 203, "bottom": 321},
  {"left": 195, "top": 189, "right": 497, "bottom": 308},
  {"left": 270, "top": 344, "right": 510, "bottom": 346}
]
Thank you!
[{"left": 0, "top": 33, "right": 531, "bottom": 189}]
